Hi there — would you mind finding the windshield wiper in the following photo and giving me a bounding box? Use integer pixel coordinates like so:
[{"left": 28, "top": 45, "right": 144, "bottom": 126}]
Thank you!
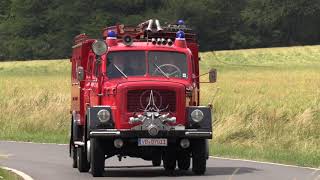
[
  {"left": 154, "top": 63, "right": 169, "bottom": 78},
  {"left": 113, "top": 64, "right": 128, "bottom": 79}
]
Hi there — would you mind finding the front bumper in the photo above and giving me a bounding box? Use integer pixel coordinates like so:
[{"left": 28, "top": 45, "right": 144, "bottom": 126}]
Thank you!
[{"left": 89, "top": 129, "right": 212, "bottom": 139}]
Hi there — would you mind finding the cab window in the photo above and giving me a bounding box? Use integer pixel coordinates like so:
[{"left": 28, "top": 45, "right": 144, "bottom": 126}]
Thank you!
[
  {"left": 148, "top": 51, "right": 188, "bottom": 78},
  {"left": 107, "top": 51, "right": 146, "bottom": 78}
]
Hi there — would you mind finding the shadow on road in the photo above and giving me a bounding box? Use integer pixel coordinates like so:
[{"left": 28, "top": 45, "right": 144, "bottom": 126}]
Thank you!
[{"left": 102, "top": 166, "right": 260, "bottom": 177}]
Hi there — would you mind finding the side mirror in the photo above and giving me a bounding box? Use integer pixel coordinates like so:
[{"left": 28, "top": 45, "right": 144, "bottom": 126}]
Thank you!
[
  {"left": 77, "top": 66, "right": 84, "bottom": 81},
  {"left": 209, "top": 68, "right": 217, "bottom": 83}
]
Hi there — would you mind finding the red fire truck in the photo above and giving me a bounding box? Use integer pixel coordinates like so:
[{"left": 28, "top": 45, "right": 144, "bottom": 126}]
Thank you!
[{"left": 69, "top": 19, "right": 216, "bottom": 177}]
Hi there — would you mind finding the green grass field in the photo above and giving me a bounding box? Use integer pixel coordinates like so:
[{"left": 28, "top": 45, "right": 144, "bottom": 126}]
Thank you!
[
  {"left": 0, "top": 46, "right": 319, "bottom": 167},
  {"left": 0, "top": 168, "right": 21, "bottom": 180}
]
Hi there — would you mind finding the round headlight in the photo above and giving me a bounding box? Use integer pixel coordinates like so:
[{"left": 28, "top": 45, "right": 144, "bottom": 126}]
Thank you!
[
  {"left": 97, "top": 109, "right": 111, "bottom": 123},
  {"left": 191, "top": 109, "right": 204, "bottom": 123},
  {"left": 92, "top": 40, "right": 108, "bottom": 56}
]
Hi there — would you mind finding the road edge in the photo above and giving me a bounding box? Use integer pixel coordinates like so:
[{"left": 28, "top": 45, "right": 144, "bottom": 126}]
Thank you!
[
  {"left": 210, "top": 156, "right": 320, "bottom": 171},
  {"left": 1, "top": 167, "right": 34, "bottom": 180}
]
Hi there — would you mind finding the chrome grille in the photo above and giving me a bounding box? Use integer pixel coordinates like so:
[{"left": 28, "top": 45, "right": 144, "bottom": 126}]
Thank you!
[{"left": 127, "top": 90, "right": 176, "bottom": 112}]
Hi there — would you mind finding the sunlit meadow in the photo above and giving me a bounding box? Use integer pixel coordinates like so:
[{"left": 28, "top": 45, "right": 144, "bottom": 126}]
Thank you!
[{"left": 0, "top": 46, "right": 319, "bottom": 167}]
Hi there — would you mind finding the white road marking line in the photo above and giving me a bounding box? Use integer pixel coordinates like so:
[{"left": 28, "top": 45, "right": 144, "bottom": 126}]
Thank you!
[
  {"left": 210, "top": 156, "right": 320, "bottom": 171},
  {"left": 228, "top": 167, "right": 240, "bottom": 180},
  {"left": 1, "top": 140, "right": 67, "bottom": 146},
  {"left": 1, "top": 167, "right": 34, "bottom": 180},
  {"left": 0, "top": 154, "right": 13, "bottom": 158}
]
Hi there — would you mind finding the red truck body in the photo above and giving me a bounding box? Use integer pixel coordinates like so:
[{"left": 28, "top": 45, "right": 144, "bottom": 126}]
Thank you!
[{"left": 69, "top": 19, "right": 215, "bottom": 177}]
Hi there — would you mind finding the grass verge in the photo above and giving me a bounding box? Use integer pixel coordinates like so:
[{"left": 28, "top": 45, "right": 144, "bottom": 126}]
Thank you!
[
  {"left": 0, "top": 168, "right": 22, "bottom": 180},
  {"left": 210, "top": 143, "right": 320, "bottom": 168}
]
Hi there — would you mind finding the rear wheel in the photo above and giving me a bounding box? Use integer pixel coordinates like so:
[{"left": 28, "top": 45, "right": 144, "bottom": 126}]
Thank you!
[
  {"left": 177, "top": 150, "right": 190, "bottom": 170},
  {"left": 163, "top": 147, "right": 176, "bottom": 171},
  {"left": 72, "top": 146, "right": 77, "bottom": 168},
  {"left": 77, "top": 147, "right": 90, "bottom": 172},
  {"left": 192, "top": 139, "right": 207, "bottom": 175},
  {"left": 70, "top": 117, "right": 77, "bottom": 168},
  {"left": 90, "top": 138, "right": 105, "bottom": 177}
]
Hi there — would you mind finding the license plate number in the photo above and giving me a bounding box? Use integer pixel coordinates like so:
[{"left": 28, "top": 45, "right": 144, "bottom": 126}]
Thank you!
[{"left": 138, "top": 138, "right": 167, "bottom": 146}]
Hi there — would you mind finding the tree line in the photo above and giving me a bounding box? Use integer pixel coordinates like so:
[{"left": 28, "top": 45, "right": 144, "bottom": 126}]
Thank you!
[{"left": 0, "top": 0, "right": 319, "bottom": 60}]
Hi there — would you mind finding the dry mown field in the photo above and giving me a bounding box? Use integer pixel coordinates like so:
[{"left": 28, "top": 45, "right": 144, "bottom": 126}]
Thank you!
[{"left": 0, "top": 46, "right": 319, "bottom": 167}]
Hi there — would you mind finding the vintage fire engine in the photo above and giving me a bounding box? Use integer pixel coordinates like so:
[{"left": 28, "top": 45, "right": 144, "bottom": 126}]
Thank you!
[{"left": 69, "top": 19, "right": 216, "bottom": 177}]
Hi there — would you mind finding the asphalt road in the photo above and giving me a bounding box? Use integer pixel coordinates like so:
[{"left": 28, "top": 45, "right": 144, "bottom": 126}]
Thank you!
[{"left": 0, "top": 141, "right": 319, "bottom": 180}]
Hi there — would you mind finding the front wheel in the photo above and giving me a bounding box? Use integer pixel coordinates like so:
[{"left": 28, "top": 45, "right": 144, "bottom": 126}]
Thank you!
[
  {"left": 163, "top": 147, "right": 176, "bottom": 171},
  {"left": 192, "top": 139, "right": 207, "bottom": 175},
  {"left": 90, "top": 138, "right": 105, "bottom": 177},
  {"left": 152, "top": 155, "right": 161, "bottom": 167},
  {"left": 77, "top": 147, "right": 90, "bottom": 172},
  {"left": 177, "top": 150, "right": 190, "bottom": 170},
  {"left": 152, "top": 149, "right": 161, "bottom": 167}
]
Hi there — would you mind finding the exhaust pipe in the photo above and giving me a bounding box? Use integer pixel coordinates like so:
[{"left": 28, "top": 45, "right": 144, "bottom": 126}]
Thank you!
[
  {"left": 146, "top": 19, "right": 154, "bottom": 32},
  {"left": 155, "top": 19, "right": 163, "bottom": 32}
]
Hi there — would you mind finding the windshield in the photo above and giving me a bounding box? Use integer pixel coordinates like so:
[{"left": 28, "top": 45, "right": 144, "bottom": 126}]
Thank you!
[
  {"left": 106, "top": 51, "right": 188, "bottom": 79},
  {"left": 107, "top": 51, "right": 146, "bottom": 78},
  {"left": 148, "top": 51, "right": 188, "bottom": 78}
]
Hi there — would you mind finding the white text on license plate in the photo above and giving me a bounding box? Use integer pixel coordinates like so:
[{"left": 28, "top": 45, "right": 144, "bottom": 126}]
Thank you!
[{"left": 138, "top": 138, "right": 167, "bottom": 146}]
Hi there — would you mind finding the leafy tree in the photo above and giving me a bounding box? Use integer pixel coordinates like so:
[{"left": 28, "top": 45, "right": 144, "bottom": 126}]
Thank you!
[{"left": 0, "top": 0, "right": 319, "bottom": 60}]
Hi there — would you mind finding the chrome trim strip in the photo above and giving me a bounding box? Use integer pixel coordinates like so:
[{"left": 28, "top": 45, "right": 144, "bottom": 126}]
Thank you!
[
  {"left": 90, "top": 131, "right": 121, "bottom": 136},
  {"left": 185, "top": 132, "right": 212, "bottom": 136},
  {"left": 74, "top": 141, "right": 85, "bottom": 146}
]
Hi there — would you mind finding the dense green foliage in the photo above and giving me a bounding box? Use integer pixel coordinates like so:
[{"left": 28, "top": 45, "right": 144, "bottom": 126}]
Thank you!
[{"left": 0, "top": 0, "right": 319, "bottom": 60}]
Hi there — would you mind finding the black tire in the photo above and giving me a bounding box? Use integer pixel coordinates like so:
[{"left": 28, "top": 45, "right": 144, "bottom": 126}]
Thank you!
[
  {"left": 177, "top": 150, "right": 190, "bottom": 170},
  {"left": 90, "top": 138, "right": 105, "bottom": 177},
  {"left": 70, "top": 117, "right": 77, "bottom": 168},
  {"left": 77, "top": 147, "right": 90, "bottom": 172},
  {"left": 163, "top": 148, "right": 176, "bottom": 171},
  {"left": 72, "top": 146, "right": 77, "bottom": 168},
  {"left": 192, "top": 139, "right": 207, "bottom": 175},
  {"left": 152, "top": 155, "right": 161, "bottom": 167}
]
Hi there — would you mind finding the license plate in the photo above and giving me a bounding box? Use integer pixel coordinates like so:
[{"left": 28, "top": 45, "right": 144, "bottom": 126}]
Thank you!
[{"left": 138, "top": 138, "right": 168, "bottom": 146}]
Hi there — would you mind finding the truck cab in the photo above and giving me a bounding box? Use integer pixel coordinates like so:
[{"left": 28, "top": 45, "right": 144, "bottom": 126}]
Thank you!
[{"left": 69, "top": 19, "right": 216, "bottom": 177}]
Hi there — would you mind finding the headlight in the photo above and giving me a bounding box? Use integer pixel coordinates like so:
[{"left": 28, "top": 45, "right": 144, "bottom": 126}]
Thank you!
[
  {"left": 92, "top": 40, "right": 107, "bottom": 56},
  {"left": 191, "top": 109, "right": 204, "bottom": 123},
  {"left": 97, "top": 109, "right": 111, "bottom": 123}
]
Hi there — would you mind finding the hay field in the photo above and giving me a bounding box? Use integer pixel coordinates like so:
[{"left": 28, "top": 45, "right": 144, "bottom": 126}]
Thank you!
[{"left": 0, "top": 46, "right": 319, "bottom": 167}]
